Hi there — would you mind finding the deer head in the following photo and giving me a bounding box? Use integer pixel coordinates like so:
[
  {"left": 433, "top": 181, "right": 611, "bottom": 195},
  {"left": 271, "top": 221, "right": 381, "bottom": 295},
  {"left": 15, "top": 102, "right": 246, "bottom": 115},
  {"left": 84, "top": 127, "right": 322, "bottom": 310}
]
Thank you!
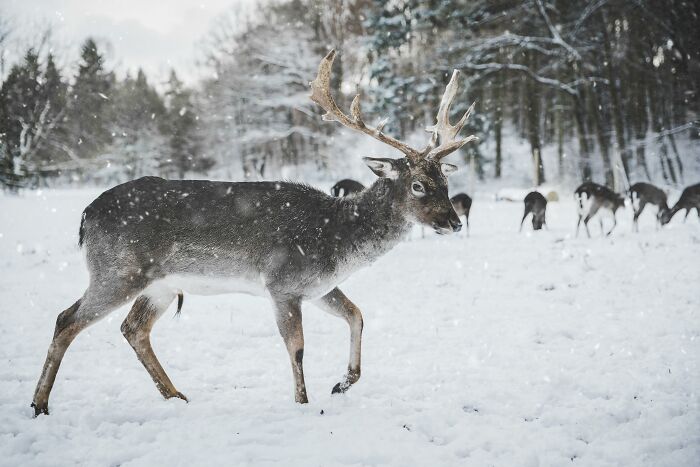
[{"left": 310, "top": 50, "right": 477, "bottom": 234}]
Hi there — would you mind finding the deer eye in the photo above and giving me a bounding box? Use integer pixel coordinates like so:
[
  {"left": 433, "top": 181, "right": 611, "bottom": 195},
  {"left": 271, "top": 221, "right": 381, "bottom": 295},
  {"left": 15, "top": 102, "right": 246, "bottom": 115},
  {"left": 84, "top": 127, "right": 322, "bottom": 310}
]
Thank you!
[{"left": 411, "top": 181, "right": 426, "bottom": 197}]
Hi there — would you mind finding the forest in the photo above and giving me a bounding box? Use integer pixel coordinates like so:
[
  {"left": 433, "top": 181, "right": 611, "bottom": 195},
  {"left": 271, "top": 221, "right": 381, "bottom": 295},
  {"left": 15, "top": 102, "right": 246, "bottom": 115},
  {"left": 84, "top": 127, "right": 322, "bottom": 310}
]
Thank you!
[{"left": 0, "top": 0, "right": 698, "bottom": 190}]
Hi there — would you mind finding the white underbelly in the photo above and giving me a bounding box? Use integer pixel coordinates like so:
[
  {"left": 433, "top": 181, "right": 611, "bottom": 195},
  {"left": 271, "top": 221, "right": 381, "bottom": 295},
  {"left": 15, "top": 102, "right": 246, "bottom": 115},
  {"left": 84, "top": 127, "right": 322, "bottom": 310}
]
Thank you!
[{"left": 152, "top": 274, "right": 268, "bottom": 297}]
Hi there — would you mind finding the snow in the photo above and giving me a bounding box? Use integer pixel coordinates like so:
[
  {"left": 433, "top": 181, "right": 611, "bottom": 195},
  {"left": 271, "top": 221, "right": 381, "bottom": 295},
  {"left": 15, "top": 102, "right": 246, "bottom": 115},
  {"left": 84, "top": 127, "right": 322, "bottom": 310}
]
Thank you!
[{"left": 1, "top": 188, "right": 699, "bottom": 466}]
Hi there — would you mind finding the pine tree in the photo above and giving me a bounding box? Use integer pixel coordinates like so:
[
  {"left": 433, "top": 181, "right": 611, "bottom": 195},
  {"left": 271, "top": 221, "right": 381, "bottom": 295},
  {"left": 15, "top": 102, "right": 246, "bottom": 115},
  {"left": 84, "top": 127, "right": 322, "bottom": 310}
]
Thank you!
[
  {"left": 162, "top": 70, "right": 209, "bottom": 178},
  {"left": 67, "top": 38, "right": 113, "bottom": 160},
  {"left": 108, "top": 68, "right": 167, "bottom": 179}
]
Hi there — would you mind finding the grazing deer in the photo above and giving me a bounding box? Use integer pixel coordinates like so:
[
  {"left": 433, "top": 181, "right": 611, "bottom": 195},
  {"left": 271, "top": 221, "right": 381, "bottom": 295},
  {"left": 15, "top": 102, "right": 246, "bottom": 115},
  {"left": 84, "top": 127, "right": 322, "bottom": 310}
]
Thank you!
[
  {"left": 629, "top": 182, "right": 669, "bottom": 231},
  {"left": 330, "top": 179, "right": 365, "bottom": 197},
  {"left": 575, "top": 182, "right": 625, "bottom": 237},
  {"left": 660, "top": 183, "right": 700, "bottom": 225},
  {"left": 31, "top": 50, "right": 476, "bottom": 416},
  {"left": 519, "top": 191, "right": 547, "bottom": 232},
  {"left": 450, "top": 193, "right": 472, "bottom": 236}
]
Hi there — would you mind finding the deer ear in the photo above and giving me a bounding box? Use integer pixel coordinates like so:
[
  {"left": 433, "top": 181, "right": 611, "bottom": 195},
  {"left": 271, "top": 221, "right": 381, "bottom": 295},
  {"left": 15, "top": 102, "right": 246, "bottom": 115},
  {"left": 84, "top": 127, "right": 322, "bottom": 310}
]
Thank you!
[
  {"left": 441, "top": 163, "right": 459, "bottom": 176},
  {"left": 362, "top": 157, "right": 400, "bottom": 179}
]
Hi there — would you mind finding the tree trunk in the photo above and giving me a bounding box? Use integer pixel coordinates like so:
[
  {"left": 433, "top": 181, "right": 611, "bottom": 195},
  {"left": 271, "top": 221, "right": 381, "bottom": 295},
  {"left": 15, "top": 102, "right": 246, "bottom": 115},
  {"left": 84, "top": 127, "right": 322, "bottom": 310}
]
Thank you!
[
  {"left": 573, "top": 92, "right": 592, "bottom": 181},
  {"left": 494, "top": 69, "right": 503, "bottom": 178},
  {"left": 589, "top": 86, "right": 614, "bottom": 188},
  {"left": 633, "top": 78, "right": 651, "bottom": 180},
  {"left": 600, "top": 8, "right": 630, "bottom": 179},
  {"left": 555, "top": 98, "right": 565, "bottom": 179},
  {"left": 526, "top": 53, "right": 544, "bottom": 185}
]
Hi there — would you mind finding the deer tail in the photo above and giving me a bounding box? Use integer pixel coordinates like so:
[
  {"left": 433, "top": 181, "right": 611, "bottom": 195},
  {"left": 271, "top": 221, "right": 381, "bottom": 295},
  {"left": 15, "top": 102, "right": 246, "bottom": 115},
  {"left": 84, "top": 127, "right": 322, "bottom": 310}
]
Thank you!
[{"left": 174, "top": 291, "right": 184, "bottom": 318}]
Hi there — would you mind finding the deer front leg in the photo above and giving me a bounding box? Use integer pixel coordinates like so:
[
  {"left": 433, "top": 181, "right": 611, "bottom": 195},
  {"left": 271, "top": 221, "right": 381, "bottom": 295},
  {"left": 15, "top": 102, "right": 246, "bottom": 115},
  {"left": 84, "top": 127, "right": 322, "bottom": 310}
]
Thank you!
[
  {"left": 272, "top": 296, "right": 308, "bottom": 403},
  {"left": 314, "top": 287, "right": 363, "bottom": 395},
  {"left": 519, "top": 211, "right": 528, "bottom": 232}
]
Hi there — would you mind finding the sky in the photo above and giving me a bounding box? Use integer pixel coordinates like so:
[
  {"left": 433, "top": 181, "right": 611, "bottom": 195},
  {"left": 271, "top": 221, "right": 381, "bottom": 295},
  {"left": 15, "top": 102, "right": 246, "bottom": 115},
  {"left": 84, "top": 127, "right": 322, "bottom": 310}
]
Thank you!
[{"left": 2, "top": 0, "right": 257, "bottom": 85}]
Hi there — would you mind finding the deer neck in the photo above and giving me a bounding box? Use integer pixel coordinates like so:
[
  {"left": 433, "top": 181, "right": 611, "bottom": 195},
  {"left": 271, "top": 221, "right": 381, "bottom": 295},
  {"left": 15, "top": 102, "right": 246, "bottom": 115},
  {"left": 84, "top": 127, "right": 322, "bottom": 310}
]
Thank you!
[{"left": 335, "top": 178, "right": 412, "bottom": 257}]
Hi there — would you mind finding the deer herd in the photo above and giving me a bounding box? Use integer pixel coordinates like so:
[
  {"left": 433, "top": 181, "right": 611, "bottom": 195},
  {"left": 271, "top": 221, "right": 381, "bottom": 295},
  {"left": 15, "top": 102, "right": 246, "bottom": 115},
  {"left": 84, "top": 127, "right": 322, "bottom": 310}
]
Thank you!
[{"left": 30, "top": 50, "right": 699, "bottom": 417}]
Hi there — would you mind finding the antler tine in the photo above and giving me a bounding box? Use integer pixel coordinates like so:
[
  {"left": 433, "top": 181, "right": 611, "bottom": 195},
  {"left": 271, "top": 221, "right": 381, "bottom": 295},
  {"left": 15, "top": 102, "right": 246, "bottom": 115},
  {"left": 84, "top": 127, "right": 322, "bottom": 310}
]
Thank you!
[
  {"left": 424, "top": 70, "right": 478, "bottom": 160},
  {"left": 310, "top": 49, "right": 420, "bottom": 161}
]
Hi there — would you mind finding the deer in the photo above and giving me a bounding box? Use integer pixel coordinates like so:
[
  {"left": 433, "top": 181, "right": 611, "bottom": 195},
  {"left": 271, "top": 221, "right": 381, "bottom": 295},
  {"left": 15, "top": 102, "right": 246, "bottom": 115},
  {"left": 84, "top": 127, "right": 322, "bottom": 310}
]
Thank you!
[
  {"left": 330, "top": 179, "right": 365, "bottom": 197},
  {"left": 30, "top": 50, "right": 477, "bottom": 417},
  {"left": 575, "top": 182, "right": 625, "bottom": 237},
  {"left": 450, "top": 193, "right": 472, "bottom": 236},
  {"left": 519, "top": 191, "right": 547, "bottom": 232},
  {"left": 628, "top": 182, "right": 670, "bottom": 231},
  {"left": 660, "top": 183, "right": 700, "bottom": 225}
]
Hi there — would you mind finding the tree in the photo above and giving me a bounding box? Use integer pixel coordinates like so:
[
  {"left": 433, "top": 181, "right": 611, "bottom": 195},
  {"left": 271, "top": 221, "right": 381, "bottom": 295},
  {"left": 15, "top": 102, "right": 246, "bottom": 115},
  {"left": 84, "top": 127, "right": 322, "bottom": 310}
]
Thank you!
[
  {"left": 162, "top": 70, "right": 209, "bottom": 178},
  {"left": 66, "top": 38, "right": 113, "bottom": 161},
  {"left": 0, "top": 48, "right": 68, "bottom": 188}
]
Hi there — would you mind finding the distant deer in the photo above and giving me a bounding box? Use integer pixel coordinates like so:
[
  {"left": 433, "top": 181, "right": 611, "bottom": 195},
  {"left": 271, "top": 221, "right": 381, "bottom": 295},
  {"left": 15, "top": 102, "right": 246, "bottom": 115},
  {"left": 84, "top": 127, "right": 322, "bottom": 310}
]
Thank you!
[
  {"left": 519, "top": 191, "right": 547, "bottom": 232},
  {"left": 450, "top": 193, "right": 472, "bottom": 236},
  {"left": 31, "top": 50, "right": 476, "bottom": 416},
  {"left": 330, "top": 179, "right": 365, "bottom": 197},
  {"left": 660, "top": 183, "right": 700, "bottom": 225},
  {"left": 629, "top": 182, "right": 669, "bottom": 231},
  {"left": 575, "top": 182, "right": 625, "bottom": 237}
]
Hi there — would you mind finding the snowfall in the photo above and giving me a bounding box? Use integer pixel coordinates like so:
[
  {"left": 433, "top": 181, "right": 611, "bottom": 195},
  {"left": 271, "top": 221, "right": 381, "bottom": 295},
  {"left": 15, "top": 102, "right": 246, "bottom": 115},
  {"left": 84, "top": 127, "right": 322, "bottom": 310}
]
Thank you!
[{"left": 0, "top": 185, "right": 698, "bottom": 467}]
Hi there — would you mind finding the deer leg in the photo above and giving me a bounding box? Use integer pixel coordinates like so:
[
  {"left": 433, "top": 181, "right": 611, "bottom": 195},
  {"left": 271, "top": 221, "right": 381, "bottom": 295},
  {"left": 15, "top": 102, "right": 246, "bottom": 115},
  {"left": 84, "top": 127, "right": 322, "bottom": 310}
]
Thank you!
[
  {"left": 583, "top": 205, "right": 600, "bottom": 238},
  {"left": 583, "top": 215, "right": 593, "bottom": 238},
  {"left": 465, "top": 215, "right": 470, "bottom": 237},
  {"left": 606, "top": 214, "right": 617, "bottom": 236},
  {"left": 314, "top": 287, "right": 363, "bottom": 395},
  {"left": 599, "top": 217, "right": 605, "bottom": 236},
  {"left": 32, "top": 283, "right": 136, "bottom": 416},
  {"left": 121, "top": 288, "right": 186, "bottom": 402},
  {"left": 272, "top": 296, "right": 308, "bottom": 403},
  {"left": 575, "top": 215, "right": 582, "bottom": 237},
  {"left": 633, "top": 202, "right": 646, "bottom": 232},
  {"left": 519, "top": 211, "right": 529, "bottom": 232}
]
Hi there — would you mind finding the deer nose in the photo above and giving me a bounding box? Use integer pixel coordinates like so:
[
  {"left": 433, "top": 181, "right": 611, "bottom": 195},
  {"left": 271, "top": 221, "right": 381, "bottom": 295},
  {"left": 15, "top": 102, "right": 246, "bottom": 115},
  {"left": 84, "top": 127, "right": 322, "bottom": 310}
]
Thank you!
[{"left": 449, "top": 217, "right": 462, "bottom": 232}]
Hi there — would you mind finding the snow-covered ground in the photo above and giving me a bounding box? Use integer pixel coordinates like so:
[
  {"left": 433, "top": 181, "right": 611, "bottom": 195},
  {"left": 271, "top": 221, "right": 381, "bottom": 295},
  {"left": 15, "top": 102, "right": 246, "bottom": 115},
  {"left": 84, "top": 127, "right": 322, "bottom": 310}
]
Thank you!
[{"left": 1, "top": 188, "right": 698, "bottom": 466}]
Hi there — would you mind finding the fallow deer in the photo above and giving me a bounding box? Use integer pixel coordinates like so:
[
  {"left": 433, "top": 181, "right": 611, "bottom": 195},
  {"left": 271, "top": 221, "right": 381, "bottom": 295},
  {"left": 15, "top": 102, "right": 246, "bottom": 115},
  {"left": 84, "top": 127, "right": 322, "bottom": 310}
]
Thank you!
[
  {"left": 575, "top": 182, "right": 625, "bottom": 237},
  {"left": 31, "top": 50, "right": 476, "bottom": 416},
  {"left": 520, "top": 191, "right": 547, "bottom": 232},
  {"left": 660, "top": 182, "right": 700, "bottom": 225},
  {"left": 330, "top": 179, "right": 365, "bottom": 197},
  {"left": 450, "top": 193, "right": 472, "bottom": 236},
  {"left": 629, "top": 182, "right": 669, "bottom": 231}
]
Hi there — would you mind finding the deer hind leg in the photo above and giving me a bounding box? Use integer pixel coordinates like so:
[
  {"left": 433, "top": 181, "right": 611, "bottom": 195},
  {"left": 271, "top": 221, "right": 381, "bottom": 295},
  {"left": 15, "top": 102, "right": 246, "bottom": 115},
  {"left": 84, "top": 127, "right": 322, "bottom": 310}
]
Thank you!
[
  {"left": 121, "top": 286, "right": 186, "bottom": 402},
  {"left": 606, "top": 213, "right": 618, "bottom": 236},
  {"left": 32, "top": 282, "right": 137, "bottom": 416},
  {"left": 633, "top": 202, "right": 646, "bottom": 232},
  {"left": 272, "top": 295, "right": 308, "bottom": 403},
  {"left": 315, "top": 287, "right": 363, "bottom": 395}
]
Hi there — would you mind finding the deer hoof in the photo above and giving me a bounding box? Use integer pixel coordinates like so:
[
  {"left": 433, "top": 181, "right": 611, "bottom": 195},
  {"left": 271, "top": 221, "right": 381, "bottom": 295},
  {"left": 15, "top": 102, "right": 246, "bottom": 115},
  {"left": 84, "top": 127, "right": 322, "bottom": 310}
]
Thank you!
[
  {"left": 31, "top": 401, "right": 49, "bottom": 417},
  {"left": 332, "top": 381, "right": 351, "bottom": 394},
  {"left": 295, "top": 394, "right": 309, "bottom": 404},
  {"left": 167, "top": 391, "right": 188, "bottom": 403}
]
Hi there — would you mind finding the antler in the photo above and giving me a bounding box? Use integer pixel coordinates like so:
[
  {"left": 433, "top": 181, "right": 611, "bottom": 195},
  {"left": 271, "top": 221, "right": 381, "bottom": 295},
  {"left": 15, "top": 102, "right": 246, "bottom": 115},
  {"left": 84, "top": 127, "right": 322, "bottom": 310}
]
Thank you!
[
  {"left": 423, "top": 70, "right": 478, "bottom": 160},
  {"left": 310, "top": 50, "right": 476, "bottom": 163},
  {"left": 310, "top": 50, "right": 422, "bottom": 162}
]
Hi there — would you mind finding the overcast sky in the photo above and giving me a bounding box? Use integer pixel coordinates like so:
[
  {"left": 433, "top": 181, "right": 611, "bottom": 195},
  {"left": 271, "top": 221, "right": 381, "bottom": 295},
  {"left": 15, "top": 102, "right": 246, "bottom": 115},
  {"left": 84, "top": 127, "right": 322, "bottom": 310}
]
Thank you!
[{"left": 3, "top": 0, "right": 256, "bottom": 84}]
